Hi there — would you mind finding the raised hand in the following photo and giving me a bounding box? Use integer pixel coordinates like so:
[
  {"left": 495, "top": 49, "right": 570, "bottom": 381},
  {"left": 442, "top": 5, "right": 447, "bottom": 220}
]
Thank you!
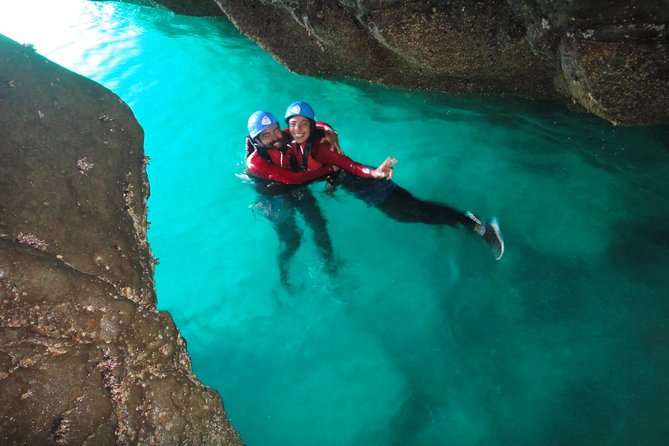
[
  {"left": 372, "top": 156, "right": 398, "bottom": 179},
  {"left": 320, "top": 129, "right": 343, "bottom": 154}
]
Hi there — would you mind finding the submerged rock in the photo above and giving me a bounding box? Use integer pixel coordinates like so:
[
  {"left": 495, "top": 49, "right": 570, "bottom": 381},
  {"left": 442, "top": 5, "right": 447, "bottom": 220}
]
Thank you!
[
  {"left": 0, "top": 34, "right": 243, "bottom": 445},
  {"left": 155, "top": 0, "right": 668, "bottom": 126}
]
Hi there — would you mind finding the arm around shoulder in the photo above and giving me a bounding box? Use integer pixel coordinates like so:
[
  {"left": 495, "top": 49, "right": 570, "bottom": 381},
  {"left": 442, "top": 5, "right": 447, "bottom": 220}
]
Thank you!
[{"left": 247, "top": 151, "right": 335, "bottom": 185}]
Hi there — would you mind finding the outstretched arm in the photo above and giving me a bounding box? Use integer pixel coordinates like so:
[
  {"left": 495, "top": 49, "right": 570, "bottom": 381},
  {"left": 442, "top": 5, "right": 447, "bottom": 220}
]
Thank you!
[{"left": 313, "top": 143, "right": 398, "bottom": 180}]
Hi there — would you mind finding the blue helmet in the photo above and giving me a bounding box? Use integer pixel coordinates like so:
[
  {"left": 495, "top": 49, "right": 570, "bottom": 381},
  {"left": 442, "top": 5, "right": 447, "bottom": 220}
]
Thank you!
[
  {"left": 247, "top": 111, "right": 279, "bottom": 139},
  {"left": 284, "top": 101, "right": 316, "bottom": 122}
]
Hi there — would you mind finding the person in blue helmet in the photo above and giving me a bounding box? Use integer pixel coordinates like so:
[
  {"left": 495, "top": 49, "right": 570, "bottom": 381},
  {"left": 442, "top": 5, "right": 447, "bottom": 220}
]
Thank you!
[
  {"left": 244, "top": 111, "right": 339, "bottom": 290},
  {"left": 248, "top": 102, "right": 504, "bottom": 260}
]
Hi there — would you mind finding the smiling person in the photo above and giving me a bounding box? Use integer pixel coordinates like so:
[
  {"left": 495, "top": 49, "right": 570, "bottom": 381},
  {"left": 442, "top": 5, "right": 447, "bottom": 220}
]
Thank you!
[
  {"left": 281, "top": 101, "right": 505, "bottom": 260},
  {"left": 245, "top": 111, "right": 338, "bottom": 290}
]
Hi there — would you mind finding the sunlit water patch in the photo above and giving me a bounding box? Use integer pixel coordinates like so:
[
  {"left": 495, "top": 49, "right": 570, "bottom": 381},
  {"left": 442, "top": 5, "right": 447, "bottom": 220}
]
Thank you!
[{"left": 2, "top": 1, "right": 668, "bottom": 445}]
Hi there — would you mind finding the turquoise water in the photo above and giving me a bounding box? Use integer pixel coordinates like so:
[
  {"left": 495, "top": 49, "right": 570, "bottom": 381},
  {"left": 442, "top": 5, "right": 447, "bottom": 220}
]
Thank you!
[{"left": 3, "top": 1, "right": 669, "bottom": 445}]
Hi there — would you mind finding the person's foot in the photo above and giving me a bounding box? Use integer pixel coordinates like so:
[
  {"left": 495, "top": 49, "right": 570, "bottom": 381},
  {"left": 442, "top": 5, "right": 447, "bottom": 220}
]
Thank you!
[
  {"left": 483, "top": 218, "right": 504, "bottom": 260},
  {"left": 466, "top": 212, "right": 504, "bottom": 260}
]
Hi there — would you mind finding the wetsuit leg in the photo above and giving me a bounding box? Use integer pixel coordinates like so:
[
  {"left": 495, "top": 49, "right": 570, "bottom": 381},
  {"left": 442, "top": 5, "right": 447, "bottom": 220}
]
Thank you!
[
  {"left": 290, "top": 188, "right": 337, "bottom": 272},
  {"left": 334, "top": 174, "right": 503, "bottom": 258},
  {"left": 272, "top": 208, "right": 301, "bottom": 289},
  {"left": 376, "top": 186, "right": 476, "bottom": 229},
  {"left": 253, "top": 192, "right": 301, "bottom": 289},
  {"left": 338, "top": 173, "right": 475, "bottom": 229}
]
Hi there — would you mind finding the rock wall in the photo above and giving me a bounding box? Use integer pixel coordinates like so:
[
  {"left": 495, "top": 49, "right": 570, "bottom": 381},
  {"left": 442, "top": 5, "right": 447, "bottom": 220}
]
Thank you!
[
  {"left": 214, "top": 0, "right": 556, "bottom": 98},
  {"left": 507, "top": 0, "right": 669, "bottom": 126},
  {"left": 154, "top": 0, "right": 668, "bottom": 126},
  {"left": 0, "top": 34, "right": 243, "bottom": 445}
]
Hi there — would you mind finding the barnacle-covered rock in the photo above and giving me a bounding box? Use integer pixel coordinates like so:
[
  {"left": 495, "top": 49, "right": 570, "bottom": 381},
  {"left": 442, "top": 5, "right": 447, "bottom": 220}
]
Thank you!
[
  {"left": 155, "top": 0, "right": 668, "bottom": 126},
  {"left": 0, "top": 34, "right": 243, "bottom": 445}
]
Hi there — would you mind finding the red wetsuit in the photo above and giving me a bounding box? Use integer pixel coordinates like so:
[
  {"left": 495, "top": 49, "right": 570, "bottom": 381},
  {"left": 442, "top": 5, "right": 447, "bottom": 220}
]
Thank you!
[
  {"left": 285, "top": 126, "right": 377, "bottom": 180},
  {"left": 246, "top": 147, "right": 334, "bottom": 185},
  {"left": 245, "top": 122, "right": 374, "bottom": 185}
]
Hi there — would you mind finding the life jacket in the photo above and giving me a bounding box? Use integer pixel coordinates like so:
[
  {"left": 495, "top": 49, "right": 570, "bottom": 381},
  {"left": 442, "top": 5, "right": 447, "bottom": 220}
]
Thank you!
[
  {"left": 246, "top": 136, "right": 301, "bottom": 171},
  {"left": 245, "top": 123, "right": 332, "bottom": 172},
  {"left": 290, "top": 128, "right": 326, "bottom": 172}
]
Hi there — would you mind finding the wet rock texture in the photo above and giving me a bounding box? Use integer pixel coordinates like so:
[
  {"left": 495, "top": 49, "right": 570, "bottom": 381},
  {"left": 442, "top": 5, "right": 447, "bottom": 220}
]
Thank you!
[
  {"left": 163, "top": 0, "right": 667, "bottom": 126},
  {"left": 0, "top": 35, "right": 243, "bottom": 445}
]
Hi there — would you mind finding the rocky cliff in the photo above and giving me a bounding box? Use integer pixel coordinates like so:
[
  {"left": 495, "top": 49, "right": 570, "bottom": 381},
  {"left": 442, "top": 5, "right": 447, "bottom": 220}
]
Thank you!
[
  {"left": 154, "top": 0, "right": 668, "bottom": 126},
  {"left": 0, "top": 34, "right": 243, "bottom": 445}
]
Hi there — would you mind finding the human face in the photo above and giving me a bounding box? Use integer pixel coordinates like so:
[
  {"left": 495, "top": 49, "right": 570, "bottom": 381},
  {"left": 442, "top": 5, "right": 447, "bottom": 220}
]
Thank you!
[
  {"left": 288, "top": 116, "right": 311, "bottom": 144},
  {"left": 257, "top": 123, "right": 283, "bottom": 148}
]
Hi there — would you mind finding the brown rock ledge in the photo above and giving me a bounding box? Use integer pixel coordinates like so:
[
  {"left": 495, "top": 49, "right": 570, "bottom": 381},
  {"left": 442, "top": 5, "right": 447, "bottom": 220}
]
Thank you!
[
  {"left": 0, "top": 34, "right": 243, "bottom": 445},
  {"left": 154, "top": 0, "right": 669, "bottom": 126}
]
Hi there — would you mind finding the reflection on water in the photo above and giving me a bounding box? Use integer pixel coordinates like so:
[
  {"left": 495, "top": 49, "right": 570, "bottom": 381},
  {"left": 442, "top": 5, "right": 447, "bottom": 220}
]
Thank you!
[{"left": 2, "top": 1, "right": 669, "bottom": 445}]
